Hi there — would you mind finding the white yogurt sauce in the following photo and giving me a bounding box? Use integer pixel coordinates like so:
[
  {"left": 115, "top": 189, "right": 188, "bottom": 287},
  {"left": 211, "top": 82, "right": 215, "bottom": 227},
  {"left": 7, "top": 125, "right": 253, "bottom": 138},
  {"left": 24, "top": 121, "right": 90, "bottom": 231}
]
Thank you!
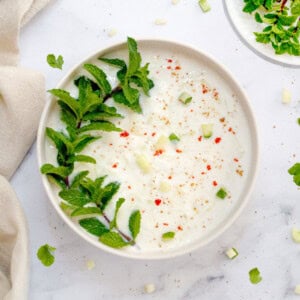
[{"left": 45, "top": 46, "right": 253, "bottom": 255}]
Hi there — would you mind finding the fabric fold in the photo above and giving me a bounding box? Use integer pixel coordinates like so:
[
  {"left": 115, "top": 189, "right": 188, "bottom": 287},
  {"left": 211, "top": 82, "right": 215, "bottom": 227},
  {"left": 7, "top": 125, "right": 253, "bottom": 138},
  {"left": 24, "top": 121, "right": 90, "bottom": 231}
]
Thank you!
[{"left": 0, "top": 0, "right": 50, "bottom": 299}]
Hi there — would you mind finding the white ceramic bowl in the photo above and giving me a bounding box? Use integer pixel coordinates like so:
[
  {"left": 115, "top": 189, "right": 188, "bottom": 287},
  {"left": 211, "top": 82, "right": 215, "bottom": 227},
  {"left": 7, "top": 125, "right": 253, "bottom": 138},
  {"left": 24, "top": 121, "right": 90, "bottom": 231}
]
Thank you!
[{"left": 37, "top": 39, "right": 259, "bottom": 259}]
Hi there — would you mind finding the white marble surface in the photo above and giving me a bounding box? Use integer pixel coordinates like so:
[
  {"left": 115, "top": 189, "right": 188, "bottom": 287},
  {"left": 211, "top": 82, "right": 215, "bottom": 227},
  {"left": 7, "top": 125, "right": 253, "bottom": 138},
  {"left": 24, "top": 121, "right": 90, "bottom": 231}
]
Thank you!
[{"left": 11, "top": 0, "right": 300, "bottom": 299}]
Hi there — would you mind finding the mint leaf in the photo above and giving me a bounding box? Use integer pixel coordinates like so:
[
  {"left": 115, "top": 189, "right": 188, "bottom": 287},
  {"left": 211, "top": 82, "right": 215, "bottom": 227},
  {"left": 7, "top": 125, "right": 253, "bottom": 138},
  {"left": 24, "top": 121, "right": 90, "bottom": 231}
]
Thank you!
[
  {"left": 84, "top": 64, "right": 112, "bottom": 96},
  {"left": 249, "top": 267, "right": 262, "bottom": 284},
  {"left": 73, "top": 154, "right": 96, "bottom": 164},
  {"left": 101, "top": 182, "right": 121, "bottom": 209},
  {"left": 110, "top": 198, "right": 125, "bottom": 229},
  {"left": 99, "top": 231, "right": 129, "bottom": 248},
  {"left": 79, "top": 217, "right": 109, "bottom": 237},
  {"left": 59, "top": 189, "right": 91, "bottom": 207},
  {"left": 288, "top": 163, "right": 300, "bottom": 186},
  {"left": 99, "top": 58, "right": 126, "bottom": 68},
  {"left": 78, "top": 121, "right": 122, "bottom": 133},
  {"left": 37, "top": 244, "right": 56, "bottom": 267},
  {"left": 71, "top": 207, "right": 102, "bottom": 217},
  {"left": 73, "top": 135, "right": 100, "bottom": 153},
  {"left": 47, "top": 54, "right": 64, "bottom": 70},
  {"left": 70, "top": 171, "right": 89, "bottom": 188},
  {"left": 127, "top": 37, "right": 142, "bottom": 76},
  {"left": 129, "top": 210, "right": 141, "bottom": 240}
]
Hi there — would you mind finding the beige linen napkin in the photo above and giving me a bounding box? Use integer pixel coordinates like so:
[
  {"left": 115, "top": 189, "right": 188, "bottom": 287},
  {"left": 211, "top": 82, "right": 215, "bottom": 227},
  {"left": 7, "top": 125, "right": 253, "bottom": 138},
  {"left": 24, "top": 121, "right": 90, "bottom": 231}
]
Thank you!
[{"left": 0, "top": 0, "right": 50, "bottom": 299}]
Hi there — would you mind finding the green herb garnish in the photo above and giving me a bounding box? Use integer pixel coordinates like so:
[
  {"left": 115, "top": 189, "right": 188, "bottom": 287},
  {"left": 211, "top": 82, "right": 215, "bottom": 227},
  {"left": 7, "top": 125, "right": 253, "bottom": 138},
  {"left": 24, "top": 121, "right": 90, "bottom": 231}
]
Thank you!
[
  {"left": 41, "top": 37, "right": 151, "bottom": 249},
  {"left": 288, "top": 163, "right": 300, "bottom": 186},
  {"left": 169, "top": 133, "right": 180, "bottom": 142},
  {"left": 37, "top": 244, "right": 56, "bottom": 267},
  {"left": 216, "top": 187, "right": 228, "bottom": 199},
  {"left": 47, "top": 54, "right": 64, "bottom": 69},
  {"left": 249, "top": 267, "right": 262, "bottom": 284},
  {"left": 297, "top": 118, "right": 300, "bottom": 125},
  {"left": 162, "top": 231, "right": 175, "bottom": 240},
  {"left": 243, "top": 0, "right": 300, "bottom": 56}
]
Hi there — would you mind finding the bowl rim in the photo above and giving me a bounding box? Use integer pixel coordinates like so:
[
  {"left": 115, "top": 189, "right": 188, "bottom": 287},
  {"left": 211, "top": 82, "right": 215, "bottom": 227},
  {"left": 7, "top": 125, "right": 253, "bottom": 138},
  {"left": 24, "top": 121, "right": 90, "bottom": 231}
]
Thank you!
[{"left": 37, "top": 38, "right": 260, "bottom": 260}]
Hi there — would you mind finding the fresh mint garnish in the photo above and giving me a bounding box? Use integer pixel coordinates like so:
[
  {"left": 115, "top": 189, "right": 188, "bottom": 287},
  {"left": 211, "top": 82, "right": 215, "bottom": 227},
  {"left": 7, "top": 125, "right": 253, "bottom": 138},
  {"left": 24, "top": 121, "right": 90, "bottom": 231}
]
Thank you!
[
  {"left": 129, "top": 210, "right": 141, "bottom": 241},
  {"left": 37, "top": 244, "right": 56, "bottom": 267},
  {"left": 288, "top": 163, "right": 300, "bottom": 186},
  {"left": 243, "top": 0, "right": 300, "bottom": 56},
  {"left": 47, "top": 54, "right": 64, "bottom": 69},
  {"left": 99, "top": 231, "right": 130, "bottom": 248},
  {"left": 41, "top": 38, "right": 149, "bottom": 249},
  {"left": 249, "top": 267, "right": 262, "bottom": 284},
  {"left": 79, "top": 218, "right": 109, "bottom": 237}
]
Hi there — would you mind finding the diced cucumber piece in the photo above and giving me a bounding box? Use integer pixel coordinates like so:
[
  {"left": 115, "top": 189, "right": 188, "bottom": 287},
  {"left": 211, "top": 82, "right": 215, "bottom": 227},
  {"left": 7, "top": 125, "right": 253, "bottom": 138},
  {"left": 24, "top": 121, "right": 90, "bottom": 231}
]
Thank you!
[
  {"left": 155, "top": 135, "right": 168, "bottom": 149},
  {"left": 292, "top": 228, "right": 300, "bottom": 243},
  {"left": 162, "top": 231, "right": 175, "bottom": 241},
  {"left": 199, "top": 0, "right": 211, "bottom": 12},
  {"left": 201, "top": 123, "right": 213, "bottom": 138},
  {"left": 159, "top": 181, "right": 171, "bottom": 192},
  {"left": 295, "top": 285, "right": 300, "bottom": 295},
  {"left": 169, "top": 133, "right": 180, "bottom": 142},
  {"left": 216, "top": 187, "right": 227, "bottom": 199},
  {"left": 136, "top": 154, "right": 152, "bottom": 174},
  {"left": 178, "top": 92, "right": 192, "bottom": 105},
  {"left": 226, "top": 247, "right": 238, "bottom": 259}
]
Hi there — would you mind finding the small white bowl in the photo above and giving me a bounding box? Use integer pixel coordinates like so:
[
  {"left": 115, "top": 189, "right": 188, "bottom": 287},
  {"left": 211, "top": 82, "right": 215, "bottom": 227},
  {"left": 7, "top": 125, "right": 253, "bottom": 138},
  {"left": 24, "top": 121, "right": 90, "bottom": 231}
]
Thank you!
[{"left": 37, "top": 39, "right": 259, "bottom": 259}]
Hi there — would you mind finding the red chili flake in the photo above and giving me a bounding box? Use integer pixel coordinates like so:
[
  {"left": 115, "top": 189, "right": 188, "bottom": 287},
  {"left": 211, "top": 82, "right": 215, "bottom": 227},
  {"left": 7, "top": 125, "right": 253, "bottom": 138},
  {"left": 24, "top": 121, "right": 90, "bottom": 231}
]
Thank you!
[
  {"left": 154, "top": 149, "right": 164, "bottom": 156},
  {"left": 112, "top": 163, "right": 118, "bottom": 168},
  {"left": 144, "top": 132, "right": 147, "bottom": 136},
  {"left": 201, "top": 83, "right": 209, "bottom": 94},
  {"left": 228, "top": 127, "right": 232, "bottom": 132},
  {"left": 177, "top": 225, "right": 183, "bottom": 231},
  {"left": 120, "top": 131, "right": 129, "bottom": 137},
  {"left": 198, "top": 136, "right": 203, "bottom": 142},
  {"left": 212, "top": 181, "right": 218, "bottom": 186},
  {"left": 163, "top": 222, "right": 169, "bottom": 226},
  {"left": 155, "top": 199, "right": 162, "bottom": 206},
  {"left": 168, "top": 175, "right": 172, "bottom": 180},
  {"left": 167, "top": 66, "right": 171, "bottom": 70},
  {"left": 215, "top": 137, "right": 222, "bottom": 144},
  {"left": 176, "top": 149, "right": 183, "bottom": 153},
  {"left": 190, "top": 109, "right": 194, "bottom": 112},
  {"left": 234, "top": 158, "right": 239, "bottom": 162},
  {"left": 128, "top": 185, "right": 132, "bottom": 189},
  {"left": 151, "top": 132, "right": 156, "bottom": 137},
  {"left": 175, "top": 66, "right": 181, "bottom": 70},
  {"left": 109, "top": 143, "right": 113, "bottom": 146},
  {"left": 201, "top": 171, "right": 206, "bottom": 175},
  {"left": 207, "top": 165, "right": 211, "bottom": 171},
  {"left": 220, "top": 117, "right": 225, "bottom": 123},
  {"left": 167, "top": 59, "right": 173, "bottom": 63}
]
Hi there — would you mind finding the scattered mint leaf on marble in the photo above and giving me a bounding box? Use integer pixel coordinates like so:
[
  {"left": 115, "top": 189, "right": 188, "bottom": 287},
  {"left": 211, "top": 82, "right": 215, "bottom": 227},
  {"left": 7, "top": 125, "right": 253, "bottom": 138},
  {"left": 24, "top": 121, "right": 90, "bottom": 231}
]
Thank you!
[
  {"left": 99, "top": 231, "right": 130, "bottom": 248},
  {"left": 79, "top": 218, "right": 109, "bottom": 237},
  {"left": 162, "top": 231, "right": 175, "bottom": 240},
  {"left": 129, "top": 210, "right": 141, "bottom": 240},
  {"left": 37, "top": 244, "right": 56, "bottom": 267},
  {"left": 288, "top": 163, "right": 300, "bottom": 186},
  {"left": 249, "top": 267, "right": 262, "bottom": 284},
  {"left": 47, "top": 54, "right": 64, "bottom": 69}
]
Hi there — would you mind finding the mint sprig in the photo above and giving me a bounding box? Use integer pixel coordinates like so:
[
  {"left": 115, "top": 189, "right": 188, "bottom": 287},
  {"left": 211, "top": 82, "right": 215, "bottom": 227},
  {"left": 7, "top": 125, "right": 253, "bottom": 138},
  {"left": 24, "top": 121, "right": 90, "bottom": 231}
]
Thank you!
[
  {"left": 47, "top": 54, "right": 64, "bottom": 70},
  {"left": 37, "top": 244, "right": 56, "bottom": 267},
  {"left": 243, "top": 0, "right": 300, "bottom": 56},
  {"left": 288, "top": 163, "right": 300, "bottom": 186},
  {"left": 41, "top": 38, "right": 148, "bottom": 249}
]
